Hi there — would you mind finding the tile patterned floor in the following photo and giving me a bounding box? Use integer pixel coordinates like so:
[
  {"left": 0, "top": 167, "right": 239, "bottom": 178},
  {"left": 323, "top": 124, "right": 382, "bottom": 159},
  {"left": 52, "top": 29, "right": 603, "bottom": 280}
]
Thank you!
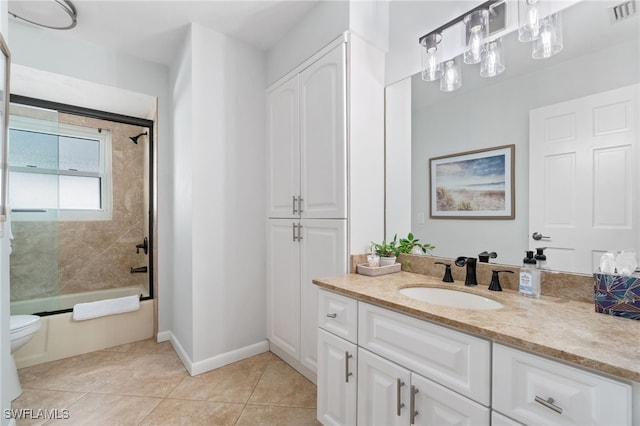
[{"left": 13, "top": 340, "right": 320, "bottom": 425}]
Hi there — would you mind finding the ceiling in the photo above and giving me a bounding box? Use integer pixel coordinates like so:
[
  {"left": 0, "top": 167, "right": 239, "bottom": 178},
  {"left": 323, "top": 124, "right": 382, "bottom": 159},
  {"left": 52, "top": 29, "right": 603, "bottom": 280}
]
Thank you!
[{"left": 7, "top": 0, "right": 320, "bottom": 66}]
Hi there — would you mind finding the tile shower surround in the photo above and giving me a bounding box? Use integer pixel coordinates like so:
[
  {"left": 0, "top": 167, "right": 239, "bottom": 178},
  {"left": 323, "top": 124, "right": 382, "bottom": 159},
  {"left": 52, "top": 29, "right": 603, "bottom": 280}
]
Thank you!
[
  {"left": 13, "top": 340, "right": 319, "bottom": 425},
  {"left": 10, "top": 113, "right": 148, "bottom": 301}
]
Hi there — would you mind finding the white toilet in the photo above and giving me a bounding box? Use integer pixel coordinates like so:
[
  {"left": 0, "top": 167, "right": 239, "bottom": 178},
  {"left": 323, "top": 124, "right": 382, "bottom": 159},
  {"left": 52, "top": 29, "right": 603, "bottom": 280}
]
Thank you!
[{"left": 9, "top": 315, "right": 41, "bottom": 400}]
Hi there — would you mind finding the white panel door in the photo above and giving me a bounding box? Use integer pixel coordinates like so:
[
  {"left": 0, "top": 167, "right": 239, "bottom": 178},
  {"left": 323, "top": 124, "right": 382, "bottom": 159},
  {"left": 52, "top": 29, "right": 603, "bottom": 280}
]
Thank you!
[
  {"left": 357, "top": 347, "right": 411, "bottom": 426},
  {"left": 267, "top": 76, "right": 300, "bottom": 218},
  {"left": 299, "top": 44, "right": 347, "bottom": 219},
  {"left": 317, "top": 329, "right": 357, "bottom": 426},
  {"left": 300, "top": 219, "right": 347, "bottom": 374},
  {"left": 411, "top": 373, "right": 489, "bottom": 426},
  {"left": 266, "top": 219, "right": 300, "bottom": 358},
  {"left": 529, "top": 85, "right": 639, "bottom": 273}
]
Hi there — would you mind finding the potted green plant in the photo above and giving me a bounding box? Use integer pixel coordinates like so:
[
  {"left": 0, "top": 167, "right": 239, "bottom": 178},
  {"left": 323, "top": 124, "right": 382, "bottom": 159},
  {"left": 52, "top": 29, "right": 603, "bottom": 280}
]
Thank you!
[
  {"left": 397, "top": 232, "right": 435, "bottom": 255},
  {"left": 371, "top": 235, "right": 399, "bottom": 266}
]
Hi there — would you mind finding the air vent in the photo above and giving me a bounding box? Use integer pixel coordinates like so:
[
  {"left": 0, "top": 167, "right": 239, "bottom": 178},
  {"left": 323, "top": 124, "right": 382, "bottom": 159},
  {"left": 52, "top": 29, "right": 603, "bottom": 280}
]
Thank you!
[{"left": 609, "top": 0, "right": 637, "bottom": 23}]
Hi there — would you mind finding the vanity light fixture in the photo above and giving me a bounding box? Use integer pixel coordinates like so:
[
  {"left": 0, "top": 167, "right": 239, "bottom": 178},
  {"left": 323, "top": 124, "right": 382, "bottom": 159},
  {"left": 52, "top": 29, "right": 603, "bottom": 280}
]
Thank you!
[
  {"left": 463, "top": 9, "right": 489, "bottom": 65},
  {"left": 531, "top": 12, "right": 563, "bottom": 59},
  {"left": 418, "top": 0, "right": 564, "bottom": 92},
  {"left": 440, "top": 57, "right": 462, "bottom": 92},
  {"left": 420, "top": 33, "right": 444, "bottom": 82},
  {"left": 9, "top": 0, "right": 78, "bottom": 30},
  {"left": 480, "top": 37, "right": 505, "bottom": 77}
]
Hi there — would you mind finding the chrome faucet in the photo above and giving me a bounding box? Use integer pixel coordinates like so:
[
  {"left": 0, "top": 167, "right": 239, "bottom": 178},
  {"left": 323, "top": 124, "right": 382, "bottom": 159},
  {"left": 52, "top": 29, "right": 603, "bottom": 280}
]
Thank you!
[{"left": 455, "top": 256, "right": 477, "bottom": 287}]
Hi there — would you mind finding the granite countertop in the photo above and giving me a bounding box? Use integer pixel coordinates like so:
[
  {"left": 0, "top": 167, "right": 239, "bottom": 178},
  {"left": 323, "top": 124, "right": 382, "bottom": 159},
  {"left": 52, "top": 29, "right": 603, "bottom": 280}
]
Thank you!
[{"left": 313, "top": 271, "right": 640, "bottom": 382}]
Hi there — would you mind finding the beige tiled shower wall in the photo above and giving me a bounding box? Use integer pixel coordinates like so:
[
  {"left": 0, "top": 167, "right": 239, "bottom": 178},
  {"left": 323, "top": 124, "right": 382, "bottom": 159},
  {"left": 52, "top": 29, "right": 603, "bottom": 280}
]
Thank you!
[{"left": 10, "top": 112, "right": 149, "bottom": 301}]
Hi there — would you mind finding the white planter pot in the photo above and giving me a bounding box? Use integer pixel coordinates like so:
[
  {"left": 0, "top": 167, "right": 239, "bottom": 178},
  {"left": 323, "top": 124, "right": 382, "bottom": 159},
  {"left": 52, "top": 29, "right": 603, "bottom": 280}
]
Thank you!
[{"left": 379, "top": 256, "right": 396, "bottom": 266}]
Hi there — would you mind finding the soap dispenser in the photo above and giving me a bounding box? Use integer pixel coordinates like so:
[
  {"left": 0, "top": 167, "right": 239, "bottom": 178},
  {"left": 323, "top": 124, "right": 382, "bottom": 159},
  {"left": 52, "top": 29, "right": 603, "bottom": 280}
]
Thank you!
[
  {"left": 519, "top": 251, "right": 541, "bottom": 298},
  {"left": 535, "top": 247, "right": 547, "bottom": 269}
]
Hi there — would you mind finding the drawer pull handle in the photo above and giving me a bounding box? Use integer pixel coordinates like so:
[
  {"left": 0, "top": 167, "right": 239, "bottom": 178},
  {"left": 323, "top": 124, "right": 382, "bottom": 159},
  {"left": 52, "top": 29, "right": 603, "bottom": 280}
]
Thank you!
[
  {"left": 410, "top": 385, "right": 419, "bottom": 424},
  {"left": 326, "top": 313, "right": 337, "bottom": 318},
  {"left": 396, "top": 379, "right": 405, "bottom": 416},
  {"left": 344, "top": 352, "right": 353, "bottom": 383},
  {"left": 535, "top": 396, "right": 563, "bottom": 414}
]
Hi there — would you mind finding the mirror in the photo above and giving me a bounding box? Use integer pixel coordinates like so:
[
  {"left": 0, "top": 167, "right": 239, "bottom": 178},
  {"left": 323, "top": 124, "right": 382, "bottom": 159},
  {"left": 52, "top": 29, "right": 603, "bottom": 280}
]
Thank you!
[{"left": 386, "top": 0, "right": 639, "bottom": 273}]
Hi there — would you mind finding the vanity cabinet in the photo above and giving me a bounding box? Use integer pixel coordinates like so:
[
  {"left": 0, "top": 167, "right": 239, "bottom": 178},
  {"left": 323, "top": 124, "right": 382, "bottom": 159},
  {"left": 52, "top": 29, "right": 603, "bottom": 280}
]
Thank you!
[
  {"left": 493, "top": 344, "right": 632, "bottom": 425},
  {"left": 316, "top": 289, "right": 635, "bottom": 426}
]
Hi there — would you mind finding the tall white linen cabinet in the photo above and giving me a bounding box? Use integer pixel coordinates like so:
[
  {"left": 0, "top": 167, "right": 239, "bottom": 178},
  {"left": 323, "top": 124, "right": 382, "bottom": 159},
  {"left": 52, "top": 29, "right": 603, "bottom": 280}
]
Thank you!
[{"left": 266, "top": 32, "right": 385, "bottom": 382}]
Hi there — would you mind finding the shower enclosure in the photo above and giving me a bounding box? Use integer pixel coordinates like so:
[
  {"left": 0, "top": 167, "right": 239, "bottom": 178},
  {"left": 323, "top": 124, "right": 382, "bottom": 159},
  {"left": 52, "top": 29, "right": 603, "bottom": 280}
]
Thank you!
[{"left": 8, "top": 98, "right": 154, "bottom": 315}]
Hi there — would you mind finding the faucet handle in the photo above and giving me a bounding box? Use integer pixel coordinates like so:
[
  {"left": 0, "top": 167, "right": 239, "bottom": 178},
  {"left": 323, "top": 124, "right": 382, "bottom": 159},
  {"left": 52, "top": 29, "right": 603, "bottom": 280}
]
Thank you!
[
  {"left": 489, "top": 270, "right": 514, "bottom": 291},
  {"left": 435, "top": 262, "right": 454, "bottom": 283},
  {"left": 478, "top": 251, "right": 498, "bottom": 263}
]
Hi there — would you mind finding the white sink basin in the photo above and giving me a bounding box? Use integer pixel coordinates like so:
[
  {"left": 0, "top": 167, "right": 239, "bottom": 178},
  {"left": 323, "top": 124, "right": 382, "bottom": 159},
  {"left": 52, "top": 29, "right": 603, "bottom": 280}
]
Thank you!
[{"left": 399, "top": 287, "right": 504, "bottom": 310}]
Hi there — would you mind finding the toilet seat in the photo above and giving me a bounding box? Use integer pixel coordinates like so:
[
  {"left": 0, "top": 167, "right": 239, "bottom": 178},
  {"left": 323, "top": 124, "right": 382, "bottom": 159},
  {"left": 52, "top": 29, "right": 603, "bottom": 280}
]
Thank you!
[{"left": 10, "top": 315, "right": 41, "bottom": 339}]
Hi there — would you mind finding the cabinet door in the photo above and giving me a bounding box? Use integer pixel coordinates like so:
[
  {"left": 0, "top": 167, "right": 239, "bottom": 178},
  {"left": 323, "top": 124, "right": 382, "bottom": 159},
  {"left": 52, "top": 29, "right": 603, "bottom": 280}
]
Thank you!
[
  {"left": 411, "top": 373, "right": 489, "bottom": 426},
  {"left": 300, "top": 219, "right": 347, "bottom": 373},
  {"left": 299, "top": 44, "right": 347, "bottom": 219},
  {"left": 317, "top": 329, "right": 357, "bottom": 426},
  {"left": 267, "top": 76, "right": 300, "bottom": 218},
  {"left": 266, "top": 219, "right": 300, "bottom": 358},
  {"left": 357, "top": 348, "right": 411, "bottom": 426}
]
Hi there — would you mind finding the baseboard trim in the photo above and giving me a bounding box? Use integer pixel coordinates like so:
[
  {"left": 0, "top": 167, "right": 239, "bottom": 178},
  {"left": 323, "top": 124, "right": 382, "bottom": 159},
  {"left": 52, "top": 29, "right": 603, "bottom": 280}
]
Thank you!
[
  {"left": 269, "top": 342, "right": 317, "bottom": 385},
  {"left": 167, "top": 332, "right": 194, "bottom": 375},
  {"left": 156, "top": 330, "right": 171, "bottom": 342},
  {"left": 167, "top": 333, "right": 270, "bottom": 376},
  {"left": 191, "top": 340, "right": 270, "bottom": 376}
]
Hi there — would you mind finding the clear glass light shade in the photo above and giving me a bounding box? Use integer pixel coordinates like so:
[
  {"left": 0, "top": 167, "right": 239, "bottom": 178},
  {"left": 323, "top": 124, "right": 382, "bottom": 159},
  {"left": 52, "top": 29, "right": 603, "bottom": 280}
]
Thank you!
[
  {"left": 532, "top": 12, "right": 563, "bottom": 59},
  {"left": 463, "top": 10, "right": 489, "bottom": 64},
  {"left": 440, "top": 58, "right": 462, "bottom": 92},
  {"left": 480, "top": 38, "right": 505, "bottom": 77},
  {"left": 518, "top": 0, "right": 548, "bottom": 42},
  {"left": 420, "top": 33, "right": 443, "bottom": 81}
]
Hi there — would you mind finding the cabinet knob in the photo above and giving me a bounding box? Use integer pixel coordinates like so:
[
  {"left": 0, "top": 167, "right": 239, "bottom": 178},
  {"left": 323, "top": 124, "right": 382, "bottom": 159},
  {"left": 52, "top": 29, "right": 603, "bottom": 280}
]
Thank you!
[{"left": 326, "top": 313, "right": 337, "bottom": 318}]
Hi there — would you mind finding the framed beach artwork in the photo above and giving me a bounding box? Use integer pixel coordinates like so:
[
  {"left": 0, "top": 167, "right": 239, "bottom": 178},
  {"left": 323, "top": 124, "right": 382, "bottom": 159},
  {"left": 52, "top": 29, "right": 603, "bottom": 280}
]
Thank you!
[{"left": 429, "top": 145, "right": 515, "bottom": 219}]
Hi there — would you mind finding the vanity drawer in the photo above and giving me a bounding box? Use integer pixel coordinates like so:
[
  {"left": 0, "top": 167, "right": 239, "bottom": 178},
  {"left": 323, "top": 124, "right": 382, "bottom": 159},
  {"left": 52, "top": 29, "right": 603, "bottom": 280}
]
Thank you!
[
  {"left": 358, "top": 302, "right": 490, "bottom": 405},
  {"left": 318, "top": 289, "right": 357, "bottom": 344},
  {"left": 493, "top": 344, "right": 632, "bottom": 426}
]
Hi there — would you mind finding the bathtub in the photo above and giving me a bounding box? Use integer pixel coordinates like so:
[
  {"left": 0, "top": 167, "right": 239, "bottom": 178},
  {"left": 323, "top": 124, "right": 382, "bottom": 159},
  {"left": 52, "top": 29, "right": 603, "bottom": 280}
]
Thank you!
[{"left": 12, "top": 288, "right": 154, "bottom": 369}]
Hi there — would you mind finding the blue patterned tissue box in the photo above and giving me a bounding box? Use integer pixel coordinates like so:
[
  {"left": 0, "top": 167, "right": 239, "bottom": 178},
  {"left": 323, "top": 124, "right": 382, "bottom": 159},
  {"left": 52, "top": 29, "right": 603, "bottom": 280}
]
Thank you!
[{"left": 594, "top": 273, "right": 640, "bottom": 320}]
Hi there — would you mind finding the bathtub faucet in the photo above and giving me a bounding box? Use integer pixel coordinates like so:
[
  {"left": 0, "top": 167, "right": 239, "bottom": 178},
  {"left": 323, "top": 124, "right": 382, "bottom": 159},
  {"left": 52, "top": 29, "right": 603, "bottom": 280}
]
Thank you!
[{"left": 136, "top": 237, "right": 148, "bottom": 255}]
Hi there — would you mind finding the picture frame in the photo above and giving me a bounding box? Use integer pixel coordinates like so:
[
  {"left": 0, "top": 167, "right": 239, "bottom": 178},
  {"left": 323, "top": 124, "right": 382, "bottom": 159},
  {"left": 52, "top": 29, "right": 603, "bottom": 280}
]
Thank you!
[
  {"left": 0, "top": 33, "right": 9, "bottom": 223},
  {"left": 429, "top": 144, "right": 515, "bottom": 219}
]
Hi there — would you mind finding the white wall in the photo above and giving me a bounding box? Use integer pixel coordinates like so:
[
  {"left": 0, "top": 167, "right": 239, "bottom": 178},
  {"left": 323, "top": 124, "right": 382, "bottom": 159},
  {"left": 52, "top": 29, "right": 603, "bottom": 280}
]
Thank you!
[
  {"left": 169, "top": 30, "right": 194, "bottom": 360},
  {"left": 6, "top": 22, "right": 174, "bottom": 335},
  {"left": 170, "top": 23, "right": 267, "bottom": 372},
  {"left": 266, "top": 0, "right": 349, "bottom": 85}
]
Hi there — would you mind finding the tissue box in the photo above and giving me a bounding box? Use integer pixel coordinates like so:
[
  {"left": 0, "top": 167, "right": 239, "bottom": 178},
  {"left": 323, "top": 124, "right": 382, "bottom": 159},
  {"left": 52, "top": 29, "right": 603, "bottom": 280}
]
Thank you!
[{"left": 593, "top": 273, "right": 640, "bottom": 320}]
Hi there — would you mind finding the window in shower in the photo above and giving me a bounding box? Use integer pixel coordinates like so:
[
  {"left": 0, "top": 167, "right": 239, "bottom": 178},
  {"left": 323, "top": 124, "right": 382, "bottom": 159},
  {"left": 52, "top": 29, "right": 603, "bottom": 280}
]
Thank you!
[{"left": 8, "top": 116, "right": 112, "bottom": 221}]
